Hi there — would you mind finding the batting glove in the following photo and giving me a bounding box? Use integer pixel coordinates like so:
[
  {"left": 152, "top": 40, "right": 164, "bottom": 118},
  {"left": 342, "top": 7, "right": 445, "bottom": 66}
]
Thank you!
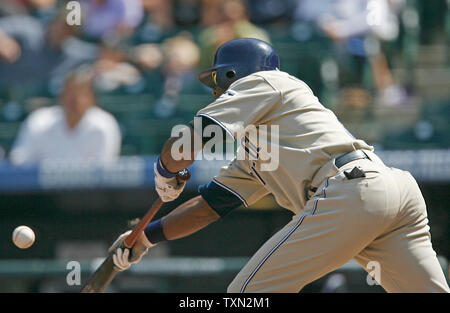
[
  {"left": 154, "top": 158, "right": 186, "bottom": 202},
  {"left": 108, "top": 230, "right": 154, "bottom": 271}
]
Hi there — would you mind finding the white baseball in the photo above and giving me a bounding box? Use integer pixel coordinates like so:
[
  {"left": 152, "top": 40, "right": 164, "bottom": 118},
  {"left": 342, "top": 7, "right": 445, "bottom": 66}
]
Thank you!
[{"left": 12, "top": 225, "right": 35, "bottom": 249}]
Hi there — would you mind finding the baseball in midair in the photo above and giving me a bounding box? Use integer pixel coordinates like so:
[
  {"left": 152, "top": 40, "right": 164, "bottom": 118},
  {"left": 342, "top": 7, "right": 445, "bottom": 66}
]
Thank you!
[{"left": 12, "top": 225, "right": 35, "bottom": 249}]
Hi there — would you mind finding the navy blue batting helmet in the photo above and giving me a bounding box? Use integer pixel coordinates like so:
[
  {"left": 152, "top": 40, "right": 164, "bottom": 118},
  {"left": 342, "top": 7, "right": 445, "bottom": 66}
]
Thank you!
[{"left": 198, "top": 38, "right": 280, "bottom": 90}]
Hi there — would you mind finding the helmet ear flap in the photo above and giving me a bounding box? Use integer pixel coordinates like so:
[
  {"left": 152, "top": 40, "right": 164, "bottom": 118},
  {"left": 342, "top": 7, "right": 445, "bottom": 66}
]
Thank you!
[
  {"left": 216, "top": 66, "right": 241, "bottom": 90},
  {"left": 198, "top": 66, "right": 237, "bottom": 90}
]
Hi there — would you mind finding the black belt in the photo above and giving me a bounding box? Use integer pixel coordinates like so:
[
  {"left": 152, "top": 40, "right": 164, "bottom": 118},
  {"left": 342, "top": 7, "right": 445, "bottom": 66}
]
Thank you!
[
  {"left": 310, "top": 150, "right": 370, "bottom": 194},
  {"left": 334, "top": 150, "right": 369, "bottom": 168}
]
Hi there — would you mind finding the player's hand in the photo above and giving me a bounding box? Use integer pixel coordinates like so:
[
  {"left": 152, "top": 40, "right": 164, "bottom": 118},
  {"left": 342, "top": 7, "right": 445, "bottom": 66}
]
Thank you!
[
  {"left": 108, "top": 230, "right": 154, "bottom": 271},
  {"left": 154, "top": 160, "right": 186, "bottom": 202}
]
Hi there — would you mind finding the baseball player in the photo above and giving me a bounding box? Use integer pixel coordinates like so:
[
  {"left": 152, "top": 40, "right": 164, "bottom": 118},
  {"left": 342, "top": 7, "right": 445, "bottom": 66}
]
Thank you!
[{"left": 109, "top": 38, "right": 450, "bottom": 293}]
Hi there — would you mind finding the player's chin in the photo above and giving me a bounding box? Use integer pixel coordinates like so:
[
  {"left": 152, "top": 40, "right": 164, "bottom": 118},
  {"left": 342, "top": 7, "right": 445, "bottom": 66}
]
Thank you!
[{"left": 212, "top": 87, "right": 225, "bottom": 99}]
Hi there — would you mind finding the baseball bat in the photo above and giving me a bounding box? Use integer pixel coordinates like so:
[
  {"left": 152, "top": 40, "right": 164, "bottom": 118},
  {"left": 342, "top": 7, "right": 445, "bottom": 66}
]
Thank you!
[{"left": 81, "top": 168, "right": 190, "bottom": 293}]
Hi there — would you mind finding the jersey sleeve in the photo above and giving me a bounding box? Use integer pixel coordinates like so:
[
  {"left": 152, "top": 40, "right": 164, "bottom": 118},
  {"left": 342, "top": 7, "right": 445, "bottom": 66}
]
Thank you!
[
  {"left": 195, "top": 74, "right": 280, "bottom": 141},
  {"left": 198, "top": 158, "right": 270, "bottom": 216}
]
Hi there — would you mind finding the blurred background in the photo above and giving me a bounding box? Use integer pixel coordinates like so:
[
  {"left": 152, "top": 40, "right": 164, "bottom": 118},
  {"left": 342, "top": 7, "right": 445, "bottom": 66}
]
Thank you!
[{"left": 0, "top": 0, "right": 449, "bottom": 292}]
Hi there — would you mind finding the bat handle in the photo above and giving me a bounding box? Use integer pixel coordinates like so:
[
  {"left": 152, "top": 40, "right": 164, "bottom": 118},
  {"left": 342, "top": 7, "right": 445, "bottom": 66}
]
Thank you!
[
  {"left": 123, "top": 198, "right": 163, "bottom": 248},
  {"left": 123, "top": 168, "right": 191, "bottom": 248}
]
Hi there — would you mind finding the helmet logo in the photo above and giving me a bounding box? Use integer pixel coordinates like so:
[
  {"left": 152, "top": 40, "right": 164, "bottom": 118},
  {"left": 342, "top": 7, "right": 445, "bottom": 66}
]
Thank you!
[{"left": 212, "top": 71, "right": 217, "bottom": 85}]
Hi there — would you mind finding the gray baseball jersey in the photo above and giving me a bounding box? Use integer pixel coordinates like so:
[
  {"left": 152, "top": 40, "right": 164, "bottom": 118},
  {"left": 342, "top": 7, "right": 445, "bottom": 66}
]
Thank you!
[
  {"left": 197, "top": 70, "right": 373, "bottom": 214},
  {"left": 195, "top": 70, "right": 449, "bottom": 293}
]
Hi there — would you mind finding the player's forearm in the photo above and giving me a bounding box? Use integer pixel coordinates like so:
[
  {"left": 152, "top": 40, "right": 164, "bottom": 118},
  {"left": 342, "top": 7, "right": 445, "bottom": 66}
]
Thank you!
[
  {"left": 161, "top": 195, "right": 220, "bottom": 240},
  {"left": 160, "top": 136, "right": 195, "bottom": 173},
  {"left": 144, "top": 195, "right": 219, "bottom": 244},
  {"left": 160, "top": 124, "right": 202, "bottom": 173}
]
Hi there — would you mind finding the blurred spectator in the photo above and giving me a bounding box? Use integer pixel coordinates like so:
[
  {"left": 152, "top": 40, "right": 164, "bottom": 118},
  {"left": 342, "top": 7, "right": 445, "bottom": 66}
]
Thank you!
[
  {"left": 131, "top": 43, "right": 164, "bottom": 72},
  {"left": 28, "top": 0, "right": 57, "bottom": 10},
  {"left": 162, "top": 33, "right": 200, "bottom": 84},
  {"left": 0, "top": 28, "right": 23, "bottom": 64},
  {"left": 247, "top": 0, "right": 295, "bottom": 24},
  {"left": 94, "top": 41, "right": 144, "bottom": 93},
  {"left": 80, "top": 0, "right": 144, "bottom": 41},
  {"left": 135, "top": 0, "right": 174, "bottom": 43},
  {"left": 295, "top": 0, "right": 407, "bottom": 107},
  {"left": 0, "top": 13, "right": 98, "bottom": 96},
  {"left": 200, "top": 0, "right": 222, "bottom": 26},
  {"left": 28, "top": 0, "right": 59, "bottom": 23},
  {"left": 198, "top": 0, "right": 270, "bottom": 70},
  {"left": 9, "top": 66, "right": 122, "bottom": 165},
  {"left": 154, "top": 33, "right": 201, "bottom": 117},
  {"left": 173, "top": 0, "right": 201, "bottom": 27},
  {"left": 294, "top": 0, "right": 401, "bottom": 43},
  {"left": 130, "top": 42, "right": 165, "bottom": 94},
  {"left": 0, "top": 0, "right": 30, "bottom": 16},
  {"left": 0, "top": 0, "right": 58, "bottom": 17}
]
